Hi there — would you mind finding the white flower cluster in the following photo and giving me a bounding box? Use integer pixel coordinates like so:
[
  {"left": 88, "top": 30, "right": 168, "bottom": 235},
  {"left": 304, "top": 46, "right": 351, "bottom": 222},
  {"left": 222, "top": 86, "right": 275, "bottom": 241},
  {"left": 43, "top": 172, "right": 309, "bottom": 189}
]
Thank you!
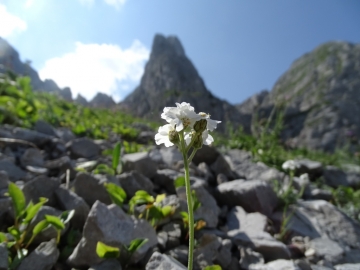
[{"left": 155, "top": 102, "right": 221, "bottom": 148}]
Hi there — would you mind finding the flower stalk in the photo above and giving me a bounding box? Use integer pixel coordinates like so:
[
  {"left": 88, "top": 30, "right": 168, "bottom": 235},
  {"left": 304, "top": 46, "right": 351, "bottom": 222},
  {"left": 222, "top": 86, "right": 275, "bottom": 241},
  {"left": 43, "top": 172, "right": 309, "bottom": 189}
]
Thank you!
[{"left": 154, "top": 102, "right": 220, "bottom": 269}]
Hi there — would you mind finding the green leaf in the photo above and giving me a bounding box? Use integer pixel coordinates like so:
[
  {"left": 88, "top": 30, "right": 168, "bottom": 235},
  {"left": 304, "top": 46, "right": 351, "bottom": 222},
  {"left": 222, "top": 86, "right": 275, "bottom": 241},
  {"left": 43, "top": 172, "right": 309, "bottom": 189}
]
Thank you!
[
  {"left": 24, "top": 197, "right": 48, "bottom": 223},
  {"left": 126, "top": 238, "right": 148, "bottom": 253},
  {"left": 45, "top": 215, "right": 65, "bottom": 230},
  {"left": 8, "top": 182, "right": 26, "bottom": 219},
  {"left": 174, "top": 176, "right": 185, "bottom": 188},
  {"left": 112, "top": 142, "right": 121, "bottom": 173},
  {"left": 8, "top": 226, "right": 21, "bottom": 241},
  {"left": 161, "top": 205, "right": 173, "bottom": 217},
  {"left": 104, "top": 183, "right": 127, "bottom": 207},
  {"left": 60, "top": 210, "right": 75, "bottom": 224},
  {"left": 155, "top": 194, "right": 166, "bottom": 203},
  {"left": 96, "top": 241, "right": 120, "bottom": 259},
  {"left": 192, "top": 190, "right": 201, "bottom": 211},
  {"left": 0, "top": 232, "right": 7, "bottom": 243},
  {"left": 33, "top": 220, "right": 49, "bottom": 235},
  {"left": 147, "top": 206, "right": 163, "bottom": 220},
  {"left": 204, "top": 265, "right": 222, "bottom": 270},
  {"left": 93, "top": 164, "right": 114, "bottom": 175}
]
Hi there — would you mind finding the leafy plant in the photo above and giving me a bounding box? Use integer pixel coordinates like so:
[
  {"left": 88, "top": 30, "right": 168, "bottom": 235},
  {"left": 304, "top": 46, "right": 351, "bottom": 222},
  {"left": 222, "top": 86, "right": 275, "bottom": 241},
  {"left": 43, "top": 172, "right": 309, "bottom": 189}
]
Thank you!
[
  {"left": 332, "top": 186, "right": 360, "bottom": 221},
  {"left": 93, "top": 142, "right": 123, "bottom": 176},
  {"left": 96, "top": 238, "right": 148, "bottom": 267},
  {"left": 104, "top": 183, "right": 127, "bottom": 207},
  {"left": 128, "top": 191, "right": 174, "bottom": 227},
  {"left": 1, "top": 182, "right": 74, "bottom": 269}
]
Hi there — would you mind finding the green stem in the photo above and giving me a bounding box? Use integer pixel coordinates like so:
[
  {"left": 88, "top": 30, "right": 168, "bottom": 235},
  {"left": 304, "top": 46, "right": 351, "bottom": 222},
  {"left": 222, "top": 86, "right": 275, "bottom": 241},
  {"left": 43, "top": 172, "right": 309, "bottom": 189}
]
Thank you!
[
  {"left": 179, "top": 132, "right": 194, "bottom": 270},
  {"left": 188, "top": 148, "right": 197, "bottom": 164}
]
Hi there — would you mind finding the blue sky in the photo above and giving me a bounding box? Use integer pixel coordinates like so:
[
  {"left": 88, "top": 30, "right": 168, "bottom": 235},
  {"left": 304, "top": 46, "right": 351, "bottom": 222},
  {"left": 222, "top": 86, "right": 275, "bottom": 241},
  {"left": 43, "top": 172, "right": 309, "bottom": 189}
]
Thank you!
[{"left": 1, "top": 0, "right": 360, "bottom": 104}]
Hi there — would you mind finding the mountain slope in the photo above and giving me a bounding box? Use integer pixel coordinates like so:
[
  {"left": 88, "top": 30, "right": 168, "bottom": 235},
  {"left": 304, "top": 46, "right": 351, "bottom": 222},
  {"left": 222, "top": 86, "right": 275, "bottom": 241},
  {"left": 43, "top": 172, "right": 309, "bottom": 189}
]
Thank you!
[{"left": 237, "top": 41, "right": 360, "bottom": 152}]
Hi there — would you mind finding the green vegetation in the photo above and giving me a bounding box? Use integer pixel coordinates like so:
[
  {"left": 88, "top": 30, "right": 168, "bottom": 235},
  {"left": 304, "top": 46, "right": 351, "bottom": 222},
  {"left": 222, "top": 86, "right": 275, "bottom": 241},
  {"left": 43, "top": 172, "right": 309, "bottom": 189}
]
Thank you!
[
  {"left": 0, "top": 72, "right": 158, "bottom": 141},
  {"left": 1, "top": 182, "right": 73, "bottom": 269}
]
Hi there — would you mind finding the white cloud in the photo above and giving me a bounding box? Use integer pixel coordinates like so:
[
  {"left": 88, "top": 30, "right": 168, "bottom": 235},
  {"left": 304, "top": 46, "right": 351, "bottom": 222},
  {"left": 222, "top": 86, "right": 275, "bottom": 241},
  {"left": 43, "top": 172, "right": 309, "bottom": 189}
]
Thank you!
[
  {"left": 25, "top": 0, "right": 35, "bottom": 8},
  {"left": 0, "top": 4, "right": 27, "bottom": 37},
  {"left": 104, "top": 0, "right": 126, "bottom": 9},
  {"left": 39, "top": 40, "right": 150, "bottom": 102}
]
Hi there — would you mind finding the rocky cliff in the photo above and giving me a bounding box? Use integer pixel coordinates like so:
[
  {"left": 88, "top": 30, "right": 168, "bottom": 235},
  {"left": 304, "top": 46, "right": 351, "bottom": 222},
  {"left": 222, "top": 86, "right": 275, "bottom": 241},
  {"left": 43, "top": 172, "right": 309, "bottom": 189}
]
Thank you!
[
  {"left": 119, "top": 34, "right": 250, "bottom": 132},
  {"left": 237, "top": 41, "right": 360, "bottom": 152}
]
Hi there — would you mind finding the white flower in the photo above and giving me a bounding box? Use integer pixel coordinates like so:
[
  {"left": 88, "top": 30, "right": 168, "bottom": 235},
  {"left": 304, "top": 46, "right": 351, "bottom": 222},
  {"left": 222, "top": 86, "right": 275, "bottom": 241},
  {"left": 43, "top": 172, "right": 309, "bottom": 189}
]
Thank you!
[
  {"left": 161, "top": 102, "right": 201, "bottom": 132},
  {"left": 155, "top": 124, "right": 176, "bottom": 147},
  {"left": 184, "top": 130, "right": 214, "bottom": 146},
  {"left": 198, "top": 112, "right": 221, "bottom": 131},
  {"left": 282, "top": 160, "right": 299, "bottom": 171}
]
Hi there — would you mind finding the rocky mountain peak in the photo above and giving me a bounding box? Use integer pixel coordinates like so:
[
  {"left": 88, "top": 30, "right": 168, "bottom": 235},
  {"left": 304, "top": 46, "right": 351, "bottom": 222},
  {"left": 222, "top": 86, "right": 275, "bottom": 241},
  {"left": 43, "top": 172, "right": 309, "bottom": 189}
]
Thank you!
[
  {"left": 151, "top": 34, "right": 185, "bottom": 58},
  {"left": 89, "top": 92, "right": 116, "bottom": 108},
  {"left": 120, "top": 34, "right": 250, "bottom": 132}
]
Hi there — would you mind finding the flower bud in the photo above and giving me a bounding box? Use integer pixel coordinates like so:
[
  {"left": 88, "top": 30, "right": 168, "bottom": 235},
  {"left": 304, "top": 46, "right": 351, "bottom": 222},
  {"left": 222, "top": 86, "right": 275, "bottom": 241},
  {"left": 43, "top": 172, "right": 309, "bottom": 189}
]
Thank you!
[
  {"left": 193, "top": 119, "right": 207, "bottom": 133},
  {"left": 168, "top": 130, "right": 180, "bottom": 144},
  {"left": 193, "top": 133, "right": 203, "bottom": 149}
]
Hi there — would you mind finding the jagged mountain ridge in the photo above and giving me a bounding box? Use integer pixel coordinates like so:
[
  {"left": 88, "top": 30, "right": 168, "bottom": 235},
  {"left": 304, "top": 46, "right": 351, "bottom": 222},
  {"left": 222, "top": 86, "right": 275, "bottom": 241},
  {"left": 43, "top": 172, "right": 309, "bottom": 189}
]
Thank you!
[
  {"left": 119, "top": 34, "right": 251, "bottom": 133},
  {"left": 236, "top": 41, "right": 360, "bottom": 152}
]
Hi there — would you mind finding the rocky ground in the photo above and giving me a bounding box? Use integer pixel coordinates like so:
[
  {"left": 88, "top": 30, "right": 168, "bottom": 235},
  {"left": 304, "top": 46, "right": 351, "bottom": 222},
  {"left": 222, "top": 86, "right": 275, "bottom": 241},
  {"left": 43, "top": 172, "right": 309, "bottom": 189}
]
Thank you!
[{"left": 0, "top": 121, "right": 360, "bottom": 270}]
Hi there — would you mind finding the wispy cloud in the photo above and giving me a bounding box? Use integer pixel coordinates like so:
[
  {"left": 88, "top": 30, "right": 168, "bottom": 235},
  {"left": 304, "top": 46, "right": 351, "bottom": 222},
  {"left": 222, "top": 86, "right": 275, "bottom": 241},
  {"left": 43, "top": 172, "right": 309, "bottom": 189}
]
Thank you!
[
  {"left": 103, "top": 0, "right": 126, "bottom": 9},
  {"left": 0, "top": 4, "right": 27, "bottom": 37},
  {"left": 39, "top": 40, "right": 149, "bottom": 102},
  {"left": 78, "top": 0, "right": 126, "bottom": 9}
]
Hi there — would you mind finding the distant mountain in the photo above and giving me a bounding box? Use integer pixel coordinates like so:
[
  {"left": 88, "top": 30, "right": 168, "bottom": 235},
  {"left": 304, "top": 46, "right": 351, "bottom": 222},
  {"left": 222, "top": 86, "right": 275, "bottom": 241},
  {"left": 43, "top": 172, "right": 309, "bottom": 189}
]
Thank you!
[
  {"left": 0, "top": 37, "right": 71, "bottom": 100},
  {"left": 119, "top": 34, "right": 250, "bottom": 133},
  {"left": 236, "top": 41, "right": 360, "bottom": 152},
  {"left": 89, "top": 92, "right": 116, "bottom": 108}
]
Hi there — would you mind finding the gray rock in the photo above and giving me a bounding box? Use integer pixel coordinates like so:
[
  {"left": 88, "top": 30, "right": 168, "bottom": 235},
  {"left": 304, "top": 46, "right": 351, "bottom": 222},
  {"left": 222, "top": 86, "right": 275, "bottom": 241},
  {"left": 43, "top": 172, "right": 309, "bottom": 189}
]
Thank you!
[
  {"left": 210, "top": 154, "right": 237, "bottom": 180},
  {"left": 146, "top": 251, "right": 186, "bottom": 270},
  {"left": 284, "top": 200, "right": 360, "bottom": 248},
  {"left": 116, "top": 171, "right": 154, "bottom": 197},
  {"left": 0, "top": 160, "right": 26, "bottom": 182},
  {"left": 324, "top": 166, "right": 360, "bottom": 188},
  {"left": 193, "top": 234, "right": 222, "bottom": 270},
  {"left": 44, "top": 155, "right": 76, "bottom": 180},
  {"left": 216, "top": 180, "right": 278, "bottom": 217},
  {"left": 227, "top": 206, "right": 268, "bottom": 233},
  {"left": 22, "top": 175, "right": 61, "bottom": 206},
  {"left": 214, "top": 238, "right": 232, "bottom": 269},
  {"left": 154, "top": 169, "right": 183, "bottom": 194},
  {"left": 73, "top": 172, "right": 112, "bottom": 206},
  {"left": 239, "top": 248, "right": 265, "bottom": 269},
  {"left": 193, "top": 145, "right": 220, "bottom": 166},
  {"left": 309, "top": 237, "right": 345, "bottom": 264},
  {"left": 217, "top": 173, "right": 228, "bottom": 185},
  {"left": 344, "top": 249, "right": 360, "bottom": 263},
  {"left": 0, "top": 243, "right": 8, "bottom": 270},
  {"left": 34, "top": 120, "right": 58, "bottom": 137},
  {"left": 122, "top": 152, "right": 157, "bottom": 178},
  {"left": 0, "top": 171, "right": 8, "bottom": 189},
  {"left": 55, "top": 186, "right": 90, "bottom": 229},
  {"left": 229, "top": 230, "right": 291, "bottom": 261},
  {"left": 4, "top": 126, "right": 52, "bottom": 147},
  {"left": 264, "top": 259, "right": 301, "bottom": 270},
  {"left": 16, "top": 239, "right": 59, "bottom": 270},
  {"left": 197, "top": 162, "right": 215, "bottom": 184},
  {"left": 309, "top": 188, "right": 333, "bottom": 201},
  {"left": 89, "top": 259, "right": 122, "bottom": 270},
  {"left": 20, "top": 148, "right": 45, "bottom": 167},
  {"left": 67, "top": 201, "right": 157, "bottom": 268},
  {"left": 66, "top": 138, "right": 101, "bottom": 159},
  {"left": 55, "top": 127, "right": 76, "bottom": 143},
  {"left": 165, "top": 245, "right": 188, "bottom": 266},
  {"left": 0, "top": 198, "right": 11, "bottom": 225},
  {"left": 158, "top": 147, "right": 183, "bottom": 166},
  {"left": 335, "top": 263, "right": 360, "bottom": 270},
  {"left": 294, "top": 159, "right": 323, "bottom": 176},
  {"left": 162, "top": 222, "right": 182, "bottom": 249}
]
